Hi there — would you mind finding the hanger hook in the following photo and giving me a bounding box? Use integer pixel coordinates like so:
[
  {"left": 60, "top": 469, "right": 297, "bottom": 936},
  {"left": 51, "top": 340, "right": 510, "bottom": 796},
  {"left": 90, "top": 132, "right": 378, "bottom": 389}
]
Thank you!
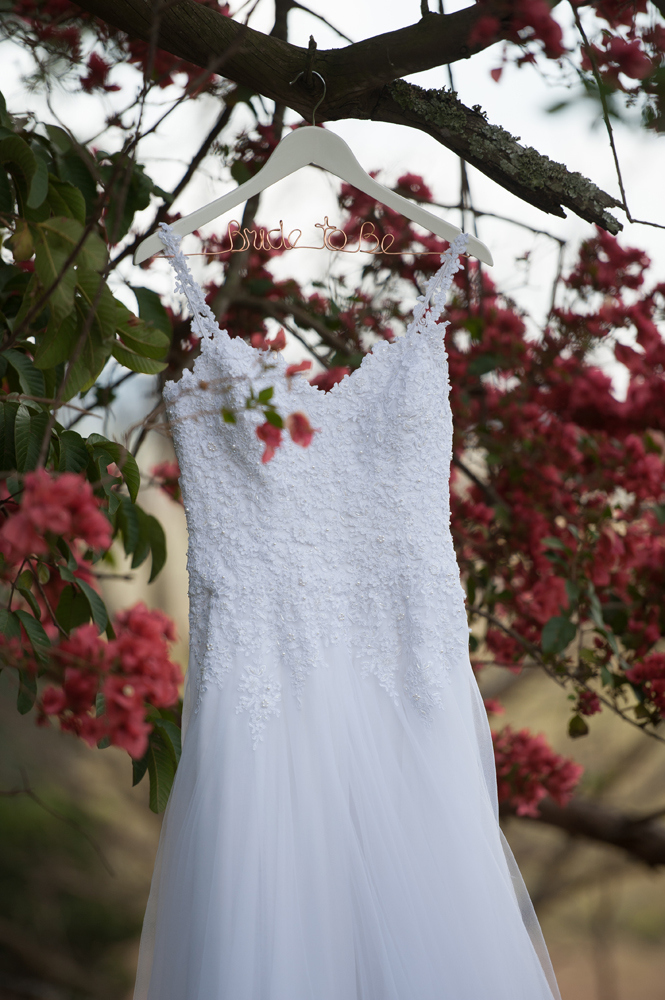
[
  {"left": 290, "top": 69, "right": 327, "bottom": 128},
  {"left": 310, "top": 71, "right": 326, "bottom": 127}
]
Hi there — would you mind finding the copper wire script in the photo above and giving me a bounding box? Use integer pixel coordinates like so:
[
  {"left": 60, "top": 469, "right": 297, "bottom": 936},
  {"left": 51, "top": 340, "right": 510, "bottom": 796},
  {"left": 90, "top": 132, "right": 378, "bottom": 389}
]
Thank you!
[{"left": 164, "top": 216, "right": 445, "bottom": 257}]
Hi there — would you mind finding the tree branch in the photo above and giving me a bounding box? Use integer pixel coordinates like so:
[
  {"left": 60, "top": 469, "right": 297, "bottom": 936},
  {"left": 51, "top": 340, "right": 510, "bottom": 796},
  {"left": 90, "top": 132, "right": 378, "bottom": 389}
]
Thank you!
[
  {"left": 376, "top": 81, "right": 621, "bottom": 232},
  {"left": 71, "top": 0, "right": 622, "bottom": 230},
  {"left": 510, "top": 796, "right": 665, "bottom": 868}
]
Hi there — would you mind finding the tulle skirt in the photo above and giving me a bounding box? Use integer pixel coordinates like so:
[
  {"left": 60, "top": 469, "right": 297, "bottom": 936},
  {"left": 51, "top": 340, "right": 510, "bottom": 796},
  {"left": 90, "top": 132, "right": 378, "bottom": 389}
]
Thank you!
[{"left": 133, "top": 640, "right": 560, "bottom": 1000}]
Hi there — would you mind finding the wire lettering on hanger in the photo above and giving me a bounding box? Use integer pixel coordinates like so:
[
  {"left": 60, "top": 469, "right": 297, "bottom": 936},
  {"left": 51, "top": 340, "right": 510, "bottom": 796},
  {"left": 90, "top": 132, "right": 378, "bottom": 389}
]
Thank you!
[{"left": 169, "top": 216, "right": 444, "bottom": 257}]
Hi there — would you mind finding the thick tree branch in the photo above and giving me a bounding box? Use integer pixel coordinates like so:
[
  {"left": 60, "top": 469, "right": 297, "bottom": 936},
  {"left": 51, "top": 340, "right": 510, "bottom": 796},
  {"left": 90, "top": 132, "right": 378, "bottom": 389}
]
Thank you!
[
  {"left": 510, "top": 796, "right": 665, "bottom": 868},
  {"left": 376, "top": 81, "right": 621, "bottom": 232},
  {"left": 72, "top": 0, "right": 622, "bottom": 230},
  {"left": 74, "top": 1, "right": 493, "bottom": 106}
]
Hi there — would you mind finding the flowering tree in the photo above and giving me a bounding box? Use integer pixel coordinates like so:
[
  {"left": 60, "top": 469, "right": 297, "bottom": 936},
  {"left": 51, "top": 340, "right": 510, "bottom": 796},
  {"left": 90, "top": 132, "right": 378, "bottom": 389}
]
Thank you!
[{"left": 1, "top": 0, "right": 665, "bottom": 868}]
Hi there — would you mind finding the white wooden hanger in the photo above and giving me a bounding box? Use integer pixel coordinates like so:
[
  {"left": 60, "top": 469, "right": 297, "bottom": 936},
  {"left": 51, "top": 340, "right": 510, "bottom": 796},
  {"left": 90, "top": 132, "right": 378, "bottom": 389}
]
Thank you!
[{"left": 134, "top": 125, "right": 493, "bottom": 266}]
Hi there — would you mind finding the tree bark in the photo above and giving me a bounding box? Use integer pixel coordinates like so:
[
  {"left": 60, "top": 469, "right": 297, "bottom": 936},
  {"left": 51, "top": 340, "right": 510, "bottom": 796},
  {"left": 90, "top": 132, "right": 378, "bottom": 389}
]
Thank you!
[
  {"left": 507, "top": 797, "right": 665, "bottom": 867},
  {"left": 72, "top": 0, "right": 622, "bottom": 231}
]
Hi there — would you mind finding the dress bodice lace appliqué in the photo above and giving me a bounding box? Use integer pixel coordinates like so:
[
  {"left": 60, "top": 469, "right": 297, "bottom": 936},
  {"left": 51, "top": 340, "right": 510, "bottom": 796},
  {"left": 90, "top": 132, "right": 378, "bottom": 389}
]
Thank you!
[{"left": 160, "top": 223, "right": 470, "bottom": 747}]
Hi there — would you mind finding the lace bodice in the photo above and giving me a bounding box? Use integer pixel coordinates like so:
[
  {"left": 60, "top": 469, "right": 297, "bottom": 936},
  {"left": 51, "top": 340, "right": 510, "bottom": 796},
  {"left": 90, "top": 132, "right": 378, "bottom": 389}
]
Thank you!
[{"left": 160, "top": 224, "right": 470, "bottom": 746}]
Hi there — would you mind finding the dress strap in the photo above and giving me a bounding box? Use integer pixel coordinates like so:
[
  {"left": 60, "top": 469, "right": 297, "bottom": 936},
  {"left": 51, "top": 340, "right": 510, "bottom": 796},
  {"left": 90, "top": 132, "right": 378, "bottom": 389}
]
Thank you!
[
  {"left": 158, "top": 223, "right": 217, "bottom": 342},
  {"left": 411, "top": 232, "right": 468, "bottom": 333}
]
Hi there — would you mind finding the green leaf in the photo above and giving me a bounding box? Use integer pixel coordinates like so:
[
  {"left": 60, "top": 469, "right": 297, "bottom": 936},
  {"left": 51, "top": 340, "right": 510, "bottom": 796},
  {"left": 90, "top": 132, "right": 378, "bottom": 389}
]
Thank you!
[
  {"left": 14, "top": 608, "right": 50, "bottom": 662},
  {"left": 117, "top": 322, "right": 170, "bottom": 360},
  {"left": 0, "top": 609, "right": 21, "bottom": 640},
  {"left": 130, "top": 530, "right": 151, "bottom": 570},
  {"left": 221, "top": 408, "right": 236, "bottom": 424},
  {"left": 22, "top": 408, "right": 48, "bottom": 473},
  {"left": 3, "top": 349, "right": 45, "bottom": 397},
  {"left": 7, "top": 219, "right": 34, "bottom": 261},
  {"left": 27, "top": 153, "right": 49, "bottom": 209},
  {"left": 58, "top": 151, "right": 97, "bottom": 217},
  {"left": 0, "top": 135, "right": 36, "bottom": 205},
  {"left": 59, "top": 296, "right": 113, "bottom": 402},
  {"left": 77, "top": 578, "right": 108, "bottom": 633},
  {"left": 45, "top": 124, "right": 72, "bottom": 154},
  {"left": 87, "top": 434, "right": 140, "bottom": 502},
  {"left": 541, "top": 616, "right": 577, "bottom": 656},
  {"left": 33, "top": 220, "right": 107, "bottom": 324},
  {"left": 0, "top": 401, "right": 17, "bottom": 470},
  {"left": 17, "top": 668, "right": 37, "bottom": 714},
  {"left": 57, "top": 428, "right": 89, "bottom": 472},
  {"left": 61, "top": 336, "right": 108, "bottom": 402},
  {"left": 258, "top": 386, "right": 274, "bottom": 404},
  {"left": 46, "top": 177, "right": 86, "bottom": 225},
  {"left": 263, "top": 409, "right": 283, "bottom": 429},
  {"left": 132, "top": 747, "right": 149, "bottom": 787},
  {"left": 14, "top": 402, "right": 31, "bottom": 471},
  {"left": 17, "top": 585, "right": 41, "bottom": 619},
  {"left": 117, "top": 494, "right": 140, "bottom": 555},
  {"left": 33, "top": 309, "right": 78, "bottom": 370},
  {"left": 541, "top": 536, "right": 568, "bottom": 551},
  {"left": 131, "top": 285, "right": 171, "bottom": 336},
  {"left": 103, "top": 158, "right": 155, "bottom": 244},
  {"left": 75, "top": 267, "right": 117, "bottom": 340},
  {"left": 78, "top": 230, "right": 107, "bottom": 273},
  {"left": 600, "top": 665, "right": 614, "bottom": 688},
  {"left": 152, "top": 717, "right": 182, "bottom": 764},
  {"left": 111, "top": 341, "right": 167, "bottom": 374},
  {"left": 568, "top": 714, "right": 589, "bottom": 739},
  {"left": 146, "top": 727, "right": 178, "bottom": 813},
  {"left": 145, "top": 513, "right": 167, "bottom": 582},
  {"left": 467, "top": 354, "right": 502, "bottom": 377},
  {"left": 0, "top": 165, "right": 13, "bottom": 214},
  {"left": 55, "top": 583, "right": 92, "bottom": 633}
]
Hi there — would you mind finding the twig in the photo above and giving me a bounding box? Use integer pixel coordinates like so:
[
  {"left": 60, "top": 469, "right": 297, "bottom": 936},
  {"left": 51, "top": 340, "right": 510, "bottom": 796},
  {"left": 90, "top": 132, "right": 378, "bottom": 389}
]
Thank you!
[
  {"left": 0, "top": 768, "right": 115, "bottom": 876},
  {"left": 291, "top": 1, "right": 353, "bottom": 43},
  {"left": 468, "top": 605, "right": 665, "bottom": 744},
  {"left": 26, "top": 557, "right": 67, "bottom": 638},
  {"left": 570, "top": 2, "right": 665, "bottom": 232}
]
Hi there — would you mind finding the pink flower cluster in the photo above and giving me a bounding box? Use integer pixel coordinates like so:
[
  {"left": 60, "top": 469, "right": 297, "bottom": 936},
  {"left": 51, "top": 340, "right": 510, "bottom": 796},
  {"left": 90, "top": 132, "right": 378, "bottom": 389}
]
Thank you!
[
  {"left": 493, "top": 726, "right": 583, "bottom": 817},
  {"left": 469, "top": 0, "right": 564, "bottom": 60},
  {"left": 39, "top": 603, "right": 182, "bottom": 759},
  {"left": 626, "top": 654, "right": 665, "bottom": 714},
  {"left": 251, "top": 328, "right": 286, "bottom": 352},
  {"left": 152, "top": 461, "right": 182, "bottom": 503},
  {"left": 576, "top": 690, "right": 602, "bottom": 717},
  {"left": 256, "top": 411, "right": 317, "bottom": 463},
  {"left": 0, "top": 469, "right": 111, "bottom": 566}
]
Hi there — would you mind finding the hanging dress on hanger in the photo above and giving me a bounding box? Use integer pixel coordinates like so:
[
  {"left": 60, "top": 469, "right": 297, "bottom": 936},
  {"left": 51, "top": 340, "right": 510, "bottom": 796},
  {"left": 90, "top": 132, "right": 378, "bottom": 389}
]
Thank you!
[{"left": 133, "top": 222, "right": 561, "bottom": 1000}]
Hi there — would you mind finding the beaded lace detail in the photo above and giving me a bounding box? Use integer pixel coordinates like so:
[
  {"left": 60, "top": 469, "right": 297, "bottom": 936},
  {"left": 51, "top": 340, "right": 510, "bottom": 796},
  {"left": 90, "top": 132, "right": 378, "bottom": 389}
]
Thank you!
[{"left": 159, "top": 223, "right": 470, "bottom": 746}]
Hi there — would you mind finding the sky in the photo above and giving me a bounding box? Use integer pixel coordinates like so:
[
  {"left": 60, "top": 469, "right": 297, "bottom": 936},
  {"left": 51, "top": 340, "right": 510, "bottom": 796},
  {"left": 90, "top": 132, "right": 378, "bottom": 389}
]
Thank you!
[{"left": 0, "top": 0, "right": 663, "bottom": 425}]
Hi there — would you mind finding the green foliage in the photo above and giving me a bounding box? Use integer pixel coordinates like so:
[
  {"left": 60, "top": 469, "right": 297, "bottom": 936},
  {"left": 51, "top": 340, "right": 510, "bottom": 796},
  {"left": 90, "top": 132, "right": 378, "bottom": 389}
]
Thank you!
[
  {"left": 132, "top": 716, "right": 182, "bottom": 813},
  {"left": 0, "top": 90, "right": 178, "bottom": 812}
]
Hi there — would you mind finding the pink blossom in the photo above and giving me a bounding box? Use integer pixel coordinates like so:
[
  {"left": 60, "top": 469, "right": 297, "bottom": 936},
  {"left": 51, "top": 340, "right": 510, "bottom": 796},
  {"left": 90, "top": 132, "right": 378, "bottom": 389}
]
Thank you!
[
  {"left": 626, "top": 654, "right": 665, "bottom": 713},
  {"left": 286, "top": 412, "right": 317, "bottom": 448},
  {"left": 310, "top": 367, "right": 350, "bottom": 393},
  {"left": 285, "top": 360, "right": 312, "bottom": 377},
  {"left": 493, "top": 726, "right": 583, "bottom": 816},
  {"left": 251, "top": 329, "right": 286, "bottom": 352},
  {"left": 0, "top": 470, "right": 111, "bottom": 565},
  {"left": 484, "top": 698, "right": 505, "bottom": 715},
  {"left": 152, "top": 461, "right": 182, "bottom": 503},
  {"left": 256, "top": 422, "right": 282, "bottom": 463},
  {"left": 577, "top": 690, "right": 601, "bottom": 716}
]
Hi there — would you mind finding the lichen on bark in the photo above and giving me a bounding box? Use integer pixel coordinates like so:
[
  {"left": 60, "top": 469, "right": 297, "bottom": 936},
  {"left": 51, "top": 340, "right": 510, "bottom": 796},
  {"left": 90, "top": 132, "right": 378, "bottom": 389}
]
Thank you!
[{"left": 388, "top": 80, "right": 622, "bottom": 234}]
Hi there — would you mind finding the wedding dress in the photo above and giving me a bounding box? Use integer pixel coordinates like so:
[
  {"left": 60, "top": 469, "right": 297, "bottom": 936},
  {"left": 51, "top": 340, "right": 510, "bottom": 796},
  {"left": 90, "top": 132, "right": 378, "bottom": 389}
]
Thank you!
[{"left": 133, "top": 222, "right": 561, "bottom": 1000}]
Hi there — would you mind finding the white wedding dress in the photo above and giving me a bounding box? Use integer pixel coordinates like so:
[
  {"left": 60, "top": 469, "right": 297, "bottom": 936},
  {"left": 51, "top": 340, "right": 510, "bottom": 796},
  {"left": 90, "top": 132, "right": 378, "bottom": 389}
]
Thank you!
[{"left": 133, "top": 223, "right": 561, "bottom": 1000}]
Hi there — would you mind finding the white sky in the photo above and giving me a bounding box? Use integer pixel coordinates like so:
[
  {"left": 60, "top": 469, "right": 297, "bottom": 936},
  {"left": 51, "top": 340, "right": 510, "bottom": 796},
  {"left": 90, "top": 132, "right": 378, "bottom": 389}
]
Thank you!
[{"left": 1, "top": 0, "right": 663, "bottom": 427}]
